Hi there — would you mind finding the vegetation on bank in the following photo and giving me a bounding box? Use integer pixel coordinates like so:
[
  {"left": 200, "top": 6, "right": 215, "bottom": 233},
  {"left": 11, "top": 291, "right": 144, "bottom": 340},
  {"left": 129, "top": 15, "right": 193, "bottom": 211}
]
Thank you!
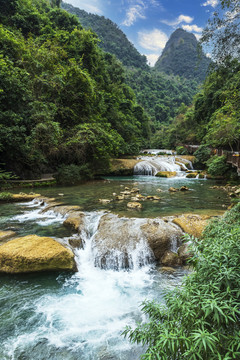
[
  {"left": 124, "top": 202, "right": 240, "bottom": 359},
  {"left": 0, "top": 0, "right": 150, "bottom": 179}
]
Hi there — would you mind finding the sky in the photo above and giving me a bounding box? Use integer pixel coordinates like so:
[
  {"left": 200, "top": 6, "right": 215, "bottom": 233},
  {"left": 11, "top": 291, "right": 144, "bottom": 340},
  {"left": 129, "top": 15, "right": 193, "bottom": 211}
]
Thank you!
[{"left": 64, "top": 0, "right": 219, "bottom": 66}]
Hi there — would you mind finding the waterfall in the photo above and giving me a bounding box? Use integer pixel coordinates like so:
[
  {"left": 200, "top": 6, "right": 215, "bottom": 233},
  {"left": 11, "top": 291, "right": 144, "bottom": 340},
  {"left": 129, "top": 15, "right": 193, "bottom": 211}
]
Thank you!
[
  {"left": 74, "top": 213, "right": 155, "bottom": 272},
  {"left": 134, "top": 155, "right": 193, "bottom": 176}
]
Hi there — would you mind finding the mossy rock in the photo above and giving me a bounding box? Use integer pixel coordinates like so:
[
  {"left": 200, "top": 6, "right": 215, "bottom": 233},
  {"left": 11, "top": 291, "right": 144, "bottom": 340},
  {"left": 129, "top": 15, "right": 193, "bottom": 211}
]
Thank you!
[
  {"left": 0, "top": 193, "right": 41, "bottom": 203},
  {"left": 156, "top": 171, "right": 177, "bottom": 178},
  {"left": 173, "top": 214, "right": 211, "bottom": 238},
  {"left": 186, "top": 173, "right": 198, "bottom": 178},
  {"left": 0, "top": 235, "right": 76, "bottom": 273}
]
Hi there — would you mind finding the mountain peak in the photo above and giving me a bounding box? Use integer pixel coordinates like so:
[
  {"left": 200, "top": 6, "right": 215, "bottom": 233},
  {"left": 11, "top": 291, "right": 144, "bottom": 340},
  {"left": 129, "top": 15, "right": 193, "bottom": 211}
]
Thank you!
[{"left": 154, "top": 29, "right": 210, "bottom": 82}]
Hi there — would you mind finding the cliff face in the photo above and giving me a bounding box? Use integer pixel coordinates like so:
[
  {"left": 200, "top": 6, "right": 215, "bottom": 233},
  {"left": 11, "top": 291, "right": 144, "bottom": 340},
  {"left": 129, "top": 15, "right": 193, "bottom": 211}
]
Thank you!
[{"left": 154, "top": 28, "right": 211, "bottom": 82}]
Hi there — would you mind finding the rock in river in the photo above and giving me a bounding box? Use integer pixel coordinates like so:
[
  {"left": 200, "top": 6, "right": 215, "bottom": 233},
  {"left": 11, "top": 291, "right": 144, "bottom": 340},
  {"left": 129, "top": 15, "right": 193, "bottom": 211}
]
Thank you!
[{"left": 0, "top": 235, "right": 76, "bottom": 273}]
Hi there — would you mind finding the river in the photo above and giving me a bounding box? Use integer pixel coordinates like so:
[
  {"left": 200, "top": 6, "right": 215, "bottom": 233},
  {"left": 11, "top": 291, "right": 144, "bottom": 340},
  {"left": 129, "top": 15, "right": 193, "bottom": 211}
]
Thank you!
[{"left": 0, "top": 170, "right": 229, "bottom": 359}]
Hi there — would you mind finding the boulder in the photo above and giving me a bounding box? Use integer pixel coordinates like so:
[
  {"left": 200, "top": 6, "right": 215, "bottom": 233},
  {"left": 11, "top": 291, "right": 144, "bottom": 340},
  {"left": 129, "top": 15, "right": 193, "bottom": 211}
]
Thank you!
[
  {"left": 63, "top": 212, "right": 85, "bottom": 232},
  {"left": 127, "top": 202, "right": 142, "bottom": 209},
  {"left": 68, "top": 238, "right": 82, "bottom": 249},
  {"left": 0, "top": 235, "right": 76, "bottom": 273},
  {"left": 161, "top": 251, "right": 181, "bottom": 267},
  {"left": 42, "top": 205, "right": 82, "bottom": 215},
  {"left": 156, "top": 171, "right": 177, "bottom": 178},
  {"left": 0, "top": 231, "right": 16, "bottom": 244},
  {"left": 168, "top": 187, "right": 178, "bottom": 192},
  {"left": 173, "top": 214, "right": 210, "bottom": 238},
  {"left": 92, "top": 214, "right": 183, "bottom": 268},
  {"left": 140, "top": 219, "right": 183, "bottom": 261},
  {"left": 178, "top": 243, "right": 192, "bottom": 264},
  {"left": 186, "top": 172, "right": 198, "bottom": 178},
  {"left": 180, "top": 186, "right": 190, "bottom": 191}
]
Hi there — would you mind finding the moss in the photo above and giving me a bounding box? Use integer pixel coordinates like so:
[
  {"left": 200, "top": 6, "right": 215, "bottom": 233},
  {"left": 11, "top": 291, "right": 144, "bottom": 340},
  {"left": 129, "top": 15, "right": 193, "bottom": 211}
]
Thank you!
[
  {"left": 156, "top": 171, "right": 177, "bottom": 178},
  {"left": 0, "top": 235, "right": 76, "bottom": 273}
]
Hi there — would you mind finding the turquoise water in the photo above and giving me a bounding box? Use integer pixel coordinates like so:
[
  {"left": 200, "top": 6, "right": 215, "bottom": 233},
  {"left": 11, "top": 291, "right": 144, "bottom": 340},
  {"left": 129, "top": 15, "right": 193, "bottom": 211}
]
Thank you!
[{"left": 0, "top": 176, "right": 229, "bottom": 359}]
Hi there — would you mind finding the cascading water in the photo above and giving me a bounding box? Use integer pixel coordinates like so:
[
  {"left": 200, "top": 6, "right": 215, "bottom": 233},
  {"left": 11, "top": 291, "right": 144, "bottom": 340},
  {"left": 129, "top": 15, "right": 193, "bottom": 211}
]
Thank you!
[
  {"left": 1, "top": 203, "right": 186, "bottom": 360},
  {"left": 134, "top": 155, "right": 193, "bottom": 176}
]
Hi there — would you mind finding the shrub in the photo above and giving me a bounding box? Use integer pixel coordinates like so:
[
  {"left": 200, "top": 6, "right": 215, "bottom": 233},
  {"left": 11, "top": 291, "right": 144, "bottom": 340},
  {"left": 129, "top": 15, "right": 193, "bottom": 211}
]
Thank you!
[
  {"left": 194, "top": 145, "right": 211, "bottom": 166},
  {"left": 176, "top": 146, "right": 188, "bottom": 155},
  {"left": 123, "top": 203, "right": 240, "bottom": 360},
  {"left": 206, "top": 155, "right": 230, "bottom": 176},
  {"left": 0, "top": 192, "right": 13, "bottom": 201},
  {"left": 55, "top": 164, "right": 93, "bottom": 185}
]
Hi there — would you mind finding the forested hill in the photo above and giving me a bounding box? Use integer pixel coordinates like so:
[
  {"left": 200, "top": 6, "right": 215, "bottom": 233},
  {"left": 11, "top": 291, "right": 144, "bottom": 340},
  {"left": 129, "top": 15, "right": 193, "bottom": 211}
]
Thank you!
[
  {"left": 0, "top": 0, "right": 150, "bottom": 179},
  {"left": 155, "top": 28, "right": 211, "bottom": 82},
  {"left": 61, "top": 2, "right": 148, "bottom": 69}
]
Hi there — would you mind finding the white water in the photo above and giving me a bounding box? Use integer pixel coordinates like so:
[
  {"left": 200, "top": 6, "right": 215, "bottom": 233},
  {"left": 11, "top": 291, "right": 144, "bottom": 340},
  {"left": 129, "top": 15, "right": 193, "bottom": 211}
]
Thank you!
[
  {"left": 134, "top": 155, "right": 193, "bottom": 176},
  {"left": 1, "top": 201, "right": 186, "bottom": 360}
]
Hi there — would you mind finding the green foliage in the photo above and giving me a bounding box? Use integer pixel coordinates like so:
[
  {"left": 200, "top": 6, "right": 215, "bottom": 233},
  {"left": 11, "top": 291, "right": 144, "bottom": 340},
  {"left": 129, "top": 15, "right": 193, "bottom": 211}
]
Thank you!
[
  {"left": 0, "top": 0, "right": 150, "bottom": 178},
  {"left": 55, "top": 164, "right": 93, "bottom": 185},
  {"left": 206, "top": 155, "right": 230, "bottom": 176},
  {"left": 0, "top": 192, "right": 13, "bottom": 200},
  {"left": 62, "top": 2, "right": 147, "bottom": 69},
  {"left": 194, "top": 145, "right": 212, "bottom": 166},
  {"left": 155, "top": 29, "right": 211, "bottom": 82},
  {"left": 125, "top": 68, "right": 199, "bottom": 130},
  {"left": 124, "top": 203, "right": 240, "bottom": 359},
  {"left": 176, "top": 146, "right": 188, "bottom": 155}
]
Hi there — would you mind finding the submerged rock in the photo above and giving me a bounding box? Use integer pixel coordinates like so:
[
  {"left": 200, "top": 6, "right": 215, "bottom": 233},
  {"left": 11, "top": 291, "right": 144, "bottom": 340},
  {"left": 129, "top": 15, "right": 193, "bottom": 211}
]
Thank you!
[
  {"left": 173, "top": 214, "right": 210, "bottom": 238},
  {"left": 168, "top": 187, "right": 178, "bottom": 192},
  {"left": 0, "top": 193, "right": 41, "bottom": 203},
  {"left": 0, "top": 231, "right": 16, "bottom": 244},
  {"left": 180, "top": 186, "right": 190, "bottom": 191},
  {"left": 0, "top": 235, "right": 76, "bottom": 273}
]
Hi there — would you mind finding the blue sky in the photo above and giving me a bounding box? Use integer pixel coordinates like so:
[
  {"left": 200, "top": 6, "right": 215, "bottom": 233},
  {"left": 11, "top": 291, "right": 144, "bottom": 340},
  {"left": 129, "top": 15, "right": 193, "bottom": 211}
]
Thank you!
[{"left": 65, "top": 0, "right": 219, "bottom": 65}]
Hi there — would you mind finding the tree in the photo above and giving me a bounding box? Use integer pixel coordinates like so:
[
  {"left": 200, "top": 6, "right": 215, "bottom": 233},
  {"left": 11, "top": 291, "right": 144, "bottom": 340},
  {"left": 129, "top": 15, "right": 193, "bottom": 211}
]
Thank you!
[{"left": 201, "top": 0, "right": 240, "bottom": 64}]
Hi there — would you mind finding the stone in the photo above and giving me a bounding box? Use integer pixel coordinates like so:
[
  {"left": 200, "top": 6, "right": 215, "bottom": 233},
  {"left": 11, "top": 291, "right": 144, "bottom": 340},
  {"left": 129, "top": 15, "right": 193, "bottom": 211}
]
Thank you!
[
  {"left": 178, "top": 243, "right": 192, "bottom": 264},
  {"left": 99, "top": 199, "right": 112, "bottom": 204},
  {"left": 156, "top": 171, "right": 177, "bottom": 178},
  {"left": 0, "top": 235, "right": 76, "bottom": 273},
  {"left": 68, "top": 238, "right": 82, "bottom": 249},
  {"left": 63, "top": 212, "right": 85, "bottom": 232},
  {"left": 159, "top": 266, "right": 176, "bottom": 274},
  {"left": 235, "top": 188, "right": 240, "bottom": 195},
  {"left": 168, "top": 187, "right": 178, "bottom": 192},
  {"left": 186, "top": 172, "right": 198, "bottom": 178},
  {"left": 127, "top": 202, "right": 142, "bottom": 209},
  {"left": 180, "top": 186, "right": 190, "bottom": 191},
  {"left": 146, "top": 196, "right": 155, "bottom": 200},
  {"left": 0, "top": 193, "right": 41, "bottom": 203},
  {"left": 0, "top": 231, "right": 16, "bottom": 244},
  {"left": 173, "top": 214, "right": 210, "bottom": 238},
  {"left": 156, "top": 188, "right": 163, "bottom": 192},
  {"left": 130, "top": 188, "right": 140, "bottom": 193},
  {"left": 90, "top": 214, "right": 184, "bottom": 268},
  {"left": 152, "top": 196, "right": 161, "bottom": 200},
  {"left": 161, "top": 251, "right": 181, "bottom": 266},
  {"left": 141, "top": 219, "right": 183, "bottom": 261},
  {"left": 115, "top": 195, "right": 125, "bottom": 200}
]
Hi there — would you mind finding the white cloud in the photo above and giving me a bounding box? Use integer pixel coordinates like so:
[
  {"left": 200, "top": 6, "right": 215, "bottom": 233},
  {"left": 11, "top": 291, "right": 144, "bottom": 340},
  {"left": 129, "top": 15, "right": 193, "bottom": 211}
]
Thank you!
[
  {"left": 161, "top": 14, "right": 194, "bottom": 26},
  {"left": 65, "top": 0, "right": 103, "bottom": 15},
  {"left": 182, "top": 24, "right": 203, "bottom": 33},
  {"left": 146, "top": 53, "right": 159, "bottom": 66},
  {"left": 202, "top": 0, "right": 219, "bottom": 8},
  {"left": 122, "top": 0, "right": 164, "bottom": 27},
  {"left": 138, "top": 29, "right": 168, "bottom": 51},
  {"left": 193, "top": 33, "right": 201, "bottom": 41},
  {"left": 122, "top": 4, "right": 146, "bottom": 26}
]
